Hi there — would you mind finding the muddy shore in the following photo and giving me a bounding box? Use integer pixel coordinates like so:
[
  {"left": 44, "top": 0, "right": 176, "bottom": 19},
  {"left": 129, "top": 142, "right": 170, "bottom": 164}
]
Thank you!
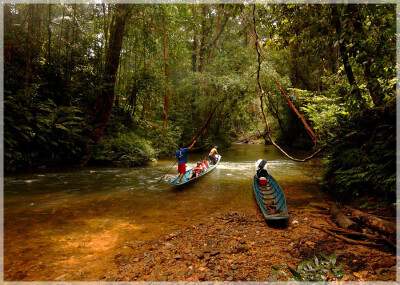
[{"left": 109, "top": 207, "right": 396, "bottom": 282}]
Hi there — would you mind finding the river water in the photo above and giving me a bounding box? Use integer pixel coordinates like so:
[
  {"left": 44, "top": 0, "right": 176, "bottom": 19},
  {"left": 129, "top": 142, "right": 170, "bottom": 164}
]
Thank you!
[{"left": 4, "top": 143, "right": 326, "bottom": 280}]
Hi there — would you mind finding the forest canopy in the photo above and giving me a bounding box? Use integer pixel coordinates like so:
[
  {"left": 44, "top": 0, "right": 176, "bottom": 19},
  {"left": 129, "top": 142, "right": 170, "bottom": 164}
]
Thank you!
[{"left": 3, "top": 3, "right": 396, "bottom": 199}]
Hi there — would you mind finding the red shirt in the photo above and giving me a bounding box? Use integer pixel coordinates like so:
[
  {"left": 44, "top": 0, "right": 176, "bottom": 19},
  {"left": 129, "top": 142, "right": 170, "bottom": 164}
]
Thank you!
[{"left": 193, "top": 165, "right": 202, "bottom": 174}]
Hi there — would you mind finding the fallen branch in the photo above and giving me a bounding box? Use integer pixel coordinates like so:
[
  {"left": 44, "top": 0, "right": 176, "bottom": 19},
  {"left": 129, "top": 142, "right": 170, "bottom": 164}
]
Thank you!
[
  {"left": 310, "top": 204, "right": 330, "bottom": 211},
  {"left": 327, "top": 227, "right": 378, "bottom": 240},
  {"left": 242, "top": 11, "right": 318, "bottom": 144},
  {"left": 251, "top": 5, "right": 324, "bottom": 163},
  {"left": 331, "top": 203, "right": 361, "bottom": 232},
  {"left": 345, "top": 206, "right": 396, "bottom": 236},
  {"left": 311, "top": 225, "right": 377, "bottom": 246},
  {"left": 327, "top": 227, "right": 397, "bottom": 250},
  {"left": 310, "top": 211, "right": 330, "bottom": 215},
  {"left": 325, "top": 219, "right": 339, "bottom": 228}
]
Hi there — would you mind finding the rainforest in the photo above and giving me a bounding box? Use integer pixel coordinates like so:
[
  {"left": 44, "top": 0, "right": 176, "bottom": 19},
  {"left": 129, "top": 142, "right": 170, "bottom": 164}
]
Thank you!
[{"left": 3, "top": 3, "right": 397, "bottom": 282}]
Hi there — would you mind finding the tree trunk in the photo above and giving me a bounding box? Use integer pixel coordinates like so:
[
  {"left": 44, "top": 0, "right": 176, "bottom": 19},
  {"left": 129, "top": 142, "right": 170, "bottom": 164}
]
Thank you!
[
  {"left": 191, "top": 6, "right": 198, "bottom": 73},
  {"left": 102, "top": 4, "right": 109, "bottom": 55},
  {"left": 115, "top": 53, "right": 123, "bottom": 107},
  {"left": 89, "top": 4, "right": 131, "bottom": 140},
  {"left": 209, "top": 7, "right": 221, "bottom": 64},
  {"left": 364, "top": 59, "right": 383, "bottom": 107},
  {"left": 208, "top": 5, "right": 229, "bottom": 64},
  {"left": 331, "top": 5, "right": 365, "bottom": 105},
  {"left": 57, "top": 4, "right": 66, "bottom": 65},
  {"left": 192, "top": 35, "right": 197, "bottom": 72},
  {"left": 163, "top": 17, "right": 169, "bottom": 127},
  {"left": 330, "top": 203, "right": 361, "bottom": 232},
  {"left": 130, "top": 83, "right": 138, "bottom": 115},
  {"left": 25, "top": 5, "right": 34, "bottom": 86},
  {"left": 346, "top": 206, "right": 396, "bottom": 236},
  {"left": 198, "top": 5, "right": 210, "bottom": 73},
  {"left": 47, "top": 4, "right": 52, "bottom": 65}
]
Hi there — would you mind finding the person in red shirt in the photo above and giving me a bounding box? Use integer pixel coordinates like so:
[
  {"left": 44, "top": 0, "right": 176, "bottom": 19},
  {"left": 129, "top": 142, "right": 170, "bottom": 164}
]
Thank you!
[{"left": 174, "top": 140, "right": 196, "bottom": 183}]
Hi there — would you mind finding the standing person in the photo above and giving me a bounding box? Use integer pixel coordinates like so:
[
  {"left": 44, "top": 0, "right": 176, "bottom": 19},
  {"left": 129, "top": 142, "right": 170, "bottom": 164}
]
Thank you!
[
  {"left": 208, "top": 146, "right": 219, "bottom": 165},
  {"left": 174, "top": 140, "right": 196, "bottom": 183}
]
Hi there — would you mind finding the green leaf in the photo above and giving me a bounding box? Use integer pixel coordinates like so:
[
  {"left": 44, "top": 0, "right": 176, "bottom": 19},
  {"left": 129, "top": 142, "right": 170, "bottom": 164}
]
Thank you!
[{"left": 288, "top": 266, "right": 303, "bottom": 281}]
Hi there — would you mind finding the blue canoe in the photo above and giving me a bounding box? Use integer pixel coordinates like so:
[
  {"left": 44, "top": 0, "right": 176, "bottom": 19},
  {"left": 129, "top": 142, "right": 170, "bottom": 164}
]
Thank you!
[
  {"left": 253, "top": 174, "right": 289, "bottom": 221},
  {"left": 170, "top": 155, "right": 221, "bottom": 186}
]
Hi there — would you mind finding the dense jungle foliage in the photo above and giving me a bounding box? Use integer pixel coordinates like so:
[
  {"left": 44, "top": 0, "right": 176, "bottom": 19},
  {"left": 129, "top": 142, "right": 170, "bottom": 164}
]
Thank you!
[{"left": 4, "top": 4, "right": 396, "bottom": 199}]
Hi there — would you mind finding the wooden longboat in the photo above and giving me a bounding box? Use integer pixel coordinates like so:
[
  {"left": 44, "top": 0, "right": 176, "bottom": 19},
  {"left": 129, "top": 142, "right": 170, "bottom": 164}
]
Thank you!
[
  {"left": 169, "top": 155, "right": 221, "bottom": 186},
  {"left": 253, "top": 174, "right": 290, "bottom": 221}
]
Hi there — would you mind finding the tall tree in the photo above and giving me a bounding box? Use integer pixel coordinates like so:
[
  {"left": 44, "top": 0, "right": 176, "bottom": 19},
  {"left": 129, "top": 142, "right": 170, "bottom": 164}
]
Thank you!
[
  {"left": 89, "top": 4, "right": 131, "bottom": 140},
  {"left": 163, "top": 16, "right": 170, "bottom": 127}
]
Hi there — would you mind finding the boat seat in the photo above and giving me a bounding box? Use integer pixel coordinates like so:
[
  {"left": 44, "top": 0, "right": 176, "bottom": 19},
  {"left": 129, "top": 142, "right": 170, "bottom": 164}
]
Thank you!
[
  {"left": 259, "top": 186, "right": 273, "bottom": 192},
  {"left": 261, "top": 195, "right": 275, "bottom": 201}
]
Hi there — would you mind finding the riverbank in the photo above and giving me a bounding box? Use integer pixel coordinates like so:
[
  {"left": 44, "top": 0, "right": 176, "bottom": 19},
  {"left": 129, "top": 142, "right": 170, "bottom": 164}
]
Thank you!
[
  {"left": 111, "top": 208, "right": 396, "bottom": 282},
  {"left": 4, "top": 143, "right": 395, "bottom": 282}
]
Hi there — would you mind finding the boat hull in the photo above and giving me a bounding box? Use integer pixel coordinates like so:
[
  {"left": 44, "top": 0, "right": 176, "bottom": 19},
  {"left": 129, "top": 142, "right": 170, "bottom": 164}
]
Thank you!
[
  {"left": 169, "top": 155, "right": 221, "bottom": 186},
  {"left": 253, "top": 174, "right": 289, "bottom": 221}
]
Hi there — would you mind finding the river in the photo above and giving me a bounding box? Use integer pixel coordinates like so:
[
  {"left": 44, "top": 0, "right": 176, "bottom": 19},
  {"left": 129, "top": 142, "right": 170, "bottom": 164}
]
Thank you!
[{"left": 4, "top": 143, "right": 326, "bottom": 280}]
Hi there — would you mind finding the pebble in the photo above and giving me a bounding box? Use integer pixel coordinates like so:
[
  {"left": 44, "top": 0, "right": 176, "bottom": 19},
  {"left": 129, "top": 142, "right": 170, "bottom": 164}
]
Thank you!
[
  {"left": 236, "top": 245, "right": 247, "bottom": 253},
  {"left": 55, "top": 274, "right": 67, "bottom": 281},
  {"left": 204, "top": 245, "right": 213, "bottom": 253},
  {"left": 194, "top": 250, "right": 204, "bottom": 259},
  {"left": 157, "top": 275, "right": 168, "bottom": 281}
]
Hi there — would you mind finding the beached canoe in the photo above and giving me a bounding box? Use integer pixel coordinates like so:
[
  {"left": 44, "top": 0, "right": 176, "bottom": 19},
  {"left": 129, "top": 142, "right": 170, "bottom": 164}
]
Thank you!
[
  {"left": 253, "top": 174, "right": 289, "bottom": 221},
  {"left": 170, "top": 154, "right": 221, "bottom": 186}
]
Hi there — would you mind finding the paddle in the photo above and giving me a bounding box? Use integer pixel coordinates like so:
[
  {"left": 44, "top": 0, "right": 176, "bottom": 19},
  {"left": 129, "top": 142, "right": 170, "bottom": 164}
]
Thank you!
[{"left": 157, "top": 160, "right": 178, "bottom": 183}]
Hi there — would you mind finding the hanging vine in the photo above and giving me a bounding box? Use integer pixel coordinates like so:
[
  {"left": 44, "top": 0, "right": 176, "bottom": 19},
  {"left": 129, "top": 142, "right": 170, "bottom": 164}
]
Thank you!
[{"left": 251, "top": 4, "right": 324, "bottom": 162}]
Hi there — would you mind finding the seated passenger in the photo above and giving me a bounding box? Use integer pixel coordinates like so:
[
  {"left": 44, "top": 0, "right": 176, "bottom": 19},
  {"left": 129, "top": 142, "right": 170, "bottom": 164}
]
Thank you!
[
  {"left": 189, "top": 162, "right": 203, "bottom": 179},
  {"left": 203, "top": 158, "right": 209, "bottom": 169},
  {"left": 255, "top": 159, "right": 268, "bottom": 182},
  {"left": 200, "top": 161, "right": 206, "bottom": 172}
]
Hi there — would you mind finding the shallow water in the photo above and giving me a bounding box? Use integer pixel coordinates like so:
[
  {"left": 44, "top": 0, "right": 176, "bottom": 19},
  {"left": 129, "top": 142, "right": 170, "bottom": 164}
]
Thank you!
[{"left": 4, "top": 143, "right": 326, "bottom": 280}]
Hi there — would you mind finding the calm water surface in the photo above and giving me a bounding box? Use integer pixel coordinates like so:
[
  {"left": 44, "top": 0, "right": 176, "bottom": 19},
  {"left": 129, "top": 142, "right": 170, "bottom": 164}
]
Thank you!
[{"left": 4, "top": 144, "right": 325, "bottom": 280}]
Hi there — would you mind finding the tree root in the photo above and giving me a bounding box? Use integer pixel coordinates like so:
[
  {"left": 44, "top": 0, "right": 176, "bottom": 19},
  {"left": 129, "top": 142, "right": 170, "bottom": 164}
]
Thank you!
[{"left": 311, "top": 225, "right": 377, "bottom": 246}]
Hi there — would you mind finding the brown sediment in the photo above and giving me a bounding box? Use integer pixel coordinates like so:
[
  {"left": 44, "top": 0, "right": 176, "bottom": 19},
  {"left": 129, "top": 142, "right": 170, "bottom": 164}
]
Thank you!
[
  {"left": 5, "top": 204, "right": 396, "bottom": 282},
  {"left": 112, "top": 209, "right": 396, "bottom": 282}
]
